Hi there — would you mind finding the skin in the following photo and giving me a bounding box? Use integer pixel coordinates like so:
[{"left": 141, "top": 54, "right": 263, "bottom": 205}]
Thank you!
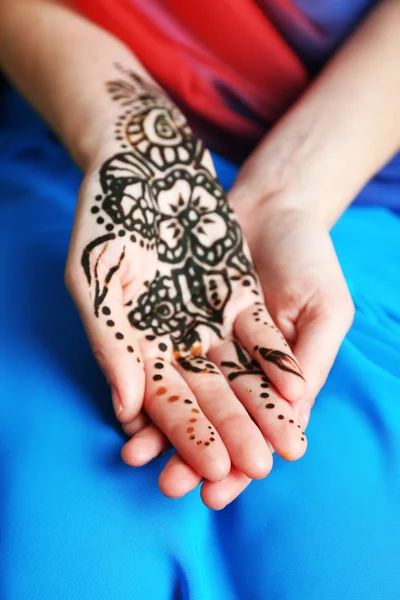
[
  {"left": 69, "top": 66, "right": 308, "bottom": 485},
  {"left": 1, "top": 0, "right": 400, "bottom": 508}
]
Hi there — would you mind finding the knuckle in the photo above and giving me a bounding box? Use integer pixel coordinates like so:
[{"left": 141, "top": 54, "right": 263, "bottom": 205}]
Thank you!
[{"left": 189, "top": 376, "right": 225, "bottom": 396}]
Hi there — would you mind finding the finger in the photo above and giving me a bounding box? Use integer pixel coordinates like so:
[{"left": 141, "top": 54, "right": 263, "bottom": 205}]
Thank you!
[
  {"left": 122, "top": 410, "right": 149, "bottom": 437},
  {"left": 143, "top": 357, "right": 231, "bottom": 481},
  {"left": 67, "top": 244, "right": 145, "bottom": 423},
  {"left": 71, "top": 264, "right": 145, "bottom": 423},
  {"left": 235, "top": 303, "right": 306, "bottom": 401},
  {"left": 122, "top": 423, "right": 170, "bottom": 466},
  {"left": 158, "top": 453, "right": 203, "bottom": 498},
  {"left": 201, "top": 467, "right": 252, "bottom": 510},
  {"left": 175, "top": 354, "right": 272, "bottom": 480},
  {"left": 158, "top": 453, "right": 253, "bottom": 510},
  {"left": 212, "top": 341, "right": 307, "bottom": 461},
  {"left": 293, "top": 298, "right": 354, "bottom": 424}
]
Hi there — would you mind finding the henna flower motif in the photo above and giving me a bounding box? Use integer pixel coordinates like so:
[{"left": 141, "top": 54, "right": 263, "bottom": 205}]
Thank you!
[{"left": 152, "top": 170, "right": 238, "bottom": 265}]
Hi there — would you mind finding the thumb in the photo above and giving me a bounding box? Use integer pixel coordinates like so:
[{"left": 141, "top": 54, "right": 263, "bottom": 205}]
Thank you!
[
  {"left": 292, "top": 293, "right": 354, "bottom": 426},
  {"left": 66, "top": 244, "right": 145, "bottom": 423}
]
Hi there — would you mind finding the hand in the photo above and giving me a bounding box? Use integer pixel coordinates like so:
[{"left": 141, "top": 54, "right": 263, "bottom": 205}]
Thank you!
[
  {"left": 65, "top": 66, "right": 308, "bottom": 495},
  {"left": 120, "top": 201, "right": 354, "bottom": 509},
  {"left": 233, "top": 201, "right": 355, "bottom": 427}
]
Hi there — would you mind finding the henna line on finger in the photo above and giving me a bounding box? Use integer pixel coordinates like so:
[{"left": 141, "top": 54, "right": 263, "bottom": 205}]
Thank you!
[
  {"left": 81, "top": 233, "right": 116, "bottom": 284},
  {"left": 221, "top": 341, "right": 263, "bottom": 380},
  {"left": 257, "top": 348, "right": 305, "bottom": 380},
  {"left": 94, "top": 246, "right": 126, "bottom": 317}
]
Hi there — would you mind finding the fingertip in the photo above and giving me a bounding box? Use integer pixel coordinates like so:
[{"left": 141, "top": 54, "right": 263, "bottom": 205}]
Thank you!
[
  {"left": 245, "top": 452, "right": 273, "bottom": 480},
  {"left": 121, "top": 440, "right": 152, "bottom": 467},
  {"left": 158, "top": 460, "right": 202, "bottom": 498},
  {"left": 200, "top": 468, "right": 251, "bottom": 509},
  {"left": 202, "top": 456, "right": 231, "bottom": 483},
  {"left": 276, "top": 434, "right": 308, "bottom": 462}
]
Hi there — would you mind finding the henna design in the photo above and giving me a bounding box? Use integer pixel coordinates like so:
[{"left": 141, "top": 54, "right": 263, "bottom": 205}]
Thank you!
[
  {"left": 176, "top": 355, "right": 219, "bottom": 375},
  {"left": 255, "top": 347, "right": 305, "bottom": 380},
  {"left": 221, "top": 341, "right": 263, "bottom": 381},
  {"left": 80, "top": 56, "right": 302, "bottom": 448},
  {"left": 81, "top": 68, "right": 255, "bottom": 354},
  {"left": 107, "top": 69, "right": 198, "bottom": 170},
  {"left": 152, "top": 373, "right": 215, "bottom": 445},
  {"left": 81, "top": 233, "right": 116, "bottom": 284},
  {"left": 93, "top": 245, "right": 126, "bottom": 317}
]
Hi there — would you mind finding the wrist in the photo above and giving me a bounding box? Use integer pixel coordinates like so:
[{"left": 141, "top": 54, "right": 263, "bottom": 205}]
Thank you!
[
  {"left": 229, "top": 169, "right": 338, "bottom": 233},
  {"left": 62, "top": 109, "right": 117, "bottom": 172}
]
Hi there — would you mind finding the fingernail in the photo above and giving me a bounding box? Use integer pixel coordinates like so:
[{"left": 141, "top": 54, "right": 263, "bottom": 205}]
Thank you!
[
  {"left": 111, "top": 386, "right": 123, "bottom": 418},
  {"left": 300, "top": 402, "right": 311, "bottom": 429}
]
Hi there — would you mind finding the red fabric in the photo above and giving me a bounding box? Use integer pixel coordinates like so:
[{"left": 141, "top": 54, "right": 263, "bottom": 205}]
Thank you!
[{"left": 75, "top": 0, "right": 309, "bottom": 158}]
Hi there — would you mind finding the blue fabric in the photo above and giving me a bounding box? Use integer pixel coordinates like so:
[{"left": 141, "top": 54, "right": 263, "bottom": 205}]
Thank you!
[{"left": 1, "top": 86, "right": 400, "bottom": 600}]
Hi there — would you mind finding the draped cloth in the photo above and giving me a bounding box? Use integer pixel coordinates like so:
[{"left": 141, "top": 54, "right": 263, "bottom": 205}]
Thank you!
[
  {"left": 74, "top": 0, "right": 376, "bottom": 160},
  {"left": 1, "top": 86, "right": 400, "bottom": 599}
]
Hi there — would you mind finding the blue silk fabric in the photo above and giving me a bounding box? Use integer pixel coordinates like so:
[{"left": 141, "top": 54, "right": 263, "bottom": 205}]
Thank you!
[{"left": 1, "top": 87, "right": 400, "bottom": 599}]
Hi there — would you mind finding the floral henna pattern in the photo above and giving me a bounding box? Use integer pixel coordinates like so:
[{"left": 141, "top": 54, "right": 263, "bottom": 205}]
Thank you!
[
  {"left": 152, "top": 169, "right": 238, "bottom": 265},
  {"left": 81, "top": 65, "right": 250, "bottom": 349},
  {"left": 80, "top": 63, "right": 299, "bottom": 399}
]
